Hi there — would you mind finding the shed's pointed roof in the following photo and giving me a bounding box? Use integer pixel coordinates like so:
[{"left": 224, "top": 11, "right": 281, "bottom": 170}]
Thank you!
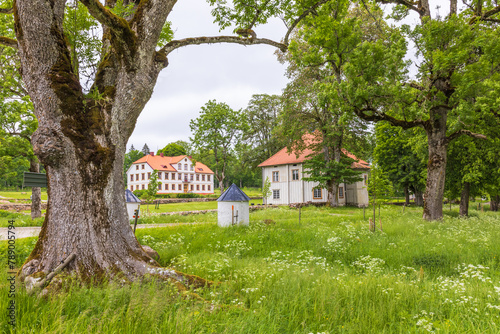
[
  {"left": 125, "top": 189, "right": 141, "bottom": 203},
  {"left": 217, "top": 184, "right": 250, "bottom": 202}
]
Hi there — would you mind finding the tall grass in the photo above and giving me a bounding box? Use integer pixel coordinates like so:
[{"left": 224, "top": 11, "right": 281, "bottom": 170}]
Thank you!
[{"left": 1, "top": 205, "right": 500, "bottom": 333}]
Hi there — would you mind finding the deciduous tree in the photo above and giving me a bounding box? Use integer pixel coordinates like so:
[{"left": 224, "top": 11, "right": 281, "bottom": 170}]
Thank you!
[
  {"left": 347, "top": 0, "right": 499, "bottom": 220},
  {"left": 190, "top": 100, "right": 245, "bottom": 193},
  {"left": 0, "top": 0, "right": 330, "bottom": 283}
]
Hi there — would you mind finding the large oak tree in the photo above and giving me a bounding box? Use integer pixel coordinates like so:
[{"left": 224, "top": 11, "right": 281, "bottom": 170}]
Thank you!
[
  {"left": 0, "top": 0, "right": 329, "bottom": 283},
  {"left": 346, "top": 0, "right": 500, "bottom": 220}
]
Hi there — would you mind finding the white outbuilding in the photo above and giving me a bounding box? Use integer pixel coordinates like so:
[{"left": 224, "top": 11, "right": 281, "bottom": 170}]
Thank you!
[
  {"left": 217, "top": 184, "right": 250, "bottom": 227},
  {"left": 125, "top": 189, "right": 141, "bottom": 220}
]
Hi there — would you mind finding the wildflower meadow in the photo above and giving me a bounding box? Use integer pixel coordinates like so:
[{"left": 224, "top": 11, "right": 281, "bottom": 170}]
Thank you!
[{"left": 1, "top": 204, "right": 499, "bottom": 333}]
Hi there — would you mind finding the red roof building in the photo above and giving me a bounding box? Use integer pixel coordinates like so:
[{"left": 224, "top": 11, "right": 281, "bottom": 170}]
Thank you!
[
  {"left": 126, "top": 153, "right": 214, "bottom": 195},
  {"left": 258, "top": 135, "right": 370, "bottom": 206}
]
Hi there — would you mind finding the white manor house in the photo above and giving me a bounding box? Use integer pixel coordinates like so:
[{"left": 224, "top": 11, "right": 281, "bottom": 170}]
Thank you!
[
  {"left": 259, "top": 142, "right": 370, "bottom": 207},
  {"left": 126, "top": 153, "right": 214, "bottom": 195}
]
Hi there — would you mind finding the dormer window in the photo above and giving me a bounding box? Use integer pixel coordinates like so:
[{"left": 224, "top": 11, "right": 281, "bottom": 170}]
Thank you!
[{"left": 178, "top": 163, "right": 181, "bottom": 170}]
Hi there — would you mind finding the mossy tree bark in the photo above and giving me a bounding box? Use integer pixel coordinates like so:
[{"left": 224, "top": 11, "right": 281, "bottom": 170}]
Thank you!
[
  {"left": 14, "top": 0, "right": 174, "bottom": 281},
  {"left": 10, "top": 0, "right": 299, "bottom": 282}
]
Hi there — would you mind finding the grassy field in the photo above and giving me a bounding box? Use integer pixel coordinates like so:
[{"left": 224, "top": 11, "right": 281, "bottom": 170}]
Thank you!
[
  {"left": 1, "top": 205, "right": 500, "bottom": 333},
  {"left": 0, "top": 191, "right": 48, "bottom": 201}
]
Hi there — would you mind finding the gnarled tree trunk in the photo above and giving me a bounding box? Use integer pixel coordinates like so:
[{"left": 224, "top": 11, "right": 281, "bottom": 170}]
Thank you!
[
  {"left": 459, "top": 182, "right": 470, "bottom": 217},
  {"left": 15, "top": 0, "right": 173, "bottom": 281},
  {"left": 422, "top": 108, "right": 448, "bottom": 221}
]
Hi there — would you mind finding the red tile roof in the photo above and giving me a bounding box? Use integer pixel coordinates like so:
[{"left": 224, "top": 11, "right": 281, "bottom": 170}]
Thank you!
[
  {"left": 132, "top": 155, "right": 214, "bottom": 174},
  {"left": 258, "top": 134, "right": 370, "bottom": 169}
]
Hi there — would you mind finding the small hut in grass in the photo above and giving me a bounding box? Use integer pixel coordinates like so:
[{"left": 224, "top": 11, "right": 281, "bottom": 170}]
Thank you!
[
  {"left": 125, "top": 189, "right": 141, "bottom": 220},
  {"left": 217, "top": 183, "right": 250, "bottom": 227}
]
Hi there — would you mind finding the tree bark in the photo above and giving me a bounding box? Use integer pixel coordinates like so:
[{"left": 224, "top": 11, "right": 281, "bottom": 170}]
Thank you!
[
  {"left": 490, "top": 194, "right": 499, "bottom": 211},
  {"left": 14, "top": 0, "right": 172, "bottom": 281},
  {"left": 422, "top": 108, "right": 448, "bottom": 221},
  {"left": 414, "top": 190, "right": 424, "bottom": 206},
  {"left": 29, "top": 159, "right": 42, "bottom": 219},
  {"left": 404, "top": 186, "right": 409, "bottom": 206},
  {"left": 327, "top": 181, "right": 339, "bottom": 207},
  {"left": 459, "top": 182, "right": 470, "bottom": 217}
]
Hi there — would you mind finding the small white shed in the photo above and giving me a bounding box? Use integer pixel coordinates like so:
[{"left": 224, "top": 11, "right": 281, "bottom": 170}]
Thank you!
[
  {"left": 125, "top": 189, "right": 141, "bottom": 220},
  {"left": 217, "top": 184, "right": 250, "bottom": 227}
]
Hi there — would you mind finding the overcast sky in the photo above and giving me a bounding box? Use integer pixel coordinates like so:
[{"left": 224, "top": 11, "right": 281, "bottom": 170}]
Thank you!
[
  {"left": 127, "top": 0, "right": 289, "bottom": 152},
  {"left": 127, "top": 0, "right": 454, "bottom": 153}
]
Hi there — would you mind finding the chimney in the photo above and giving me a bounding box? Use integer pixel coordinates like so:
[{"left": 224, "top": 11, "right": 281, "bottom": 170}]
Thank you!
[
  {"left": 150, "top": 152, "right": 154, "bottom": 156},
  {"left": 160, "top": 153, "right": 164, "bottom": 157}
]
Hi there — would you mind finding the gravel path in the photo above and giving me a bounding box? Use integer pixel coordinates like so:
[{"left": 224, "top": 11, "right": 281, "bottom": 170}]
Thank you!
[{"left": 0, "top": 222, "right": 211, "bottom": 241}]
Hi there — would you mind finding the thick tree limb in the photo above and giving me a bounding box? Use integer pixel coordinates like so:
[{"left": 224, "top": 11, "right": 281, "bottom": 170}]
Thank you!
[
  {"left": 354, "top": 107, "right": 428, "bottom": 130},
  {"left": 162, "top": 35, "right": 287, "bottom": 56},
  {"left": 378, "top": 0, "right": 424, "bottom": 16},
  {"left": 483, "top": 5, "right": 500, "bottom": 19},
  {"left": 80, "top": 0, "right": 137, "bottom": 65},
  {"left": 404, "top": 81, "right": 425, "bottom": 91},
  {"left": 446, "top": 129, "right": 487, "bottom": 143},
  {"left": 80, "top": 0, "right": 127, "bottom": 30},
  {"left": 0, "top": 7, "right": 13, "bottom": 14},
  {"left": 283, "top": 0, "right": 331, "bottom": 46},
  {"left": 0, "top": 36, "right": 18, "bottom": 49}
]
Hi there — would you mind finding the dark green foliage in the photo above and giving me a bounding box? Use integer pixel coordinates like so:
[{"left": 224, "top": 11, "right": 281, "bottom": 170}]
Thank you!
[
  {"left": 303, "top": 151, "right": 363, "bottom": 188},
  {"left": 374, "top": 122, "right": 426, "bottom": 198},
  {"left": 141, "top": 143, "right": 150, "bottom": 156},
  {"left": 157, "top": 142, "right": 186, "bottom": 157},
  {"left": 123, "top": 146, "right": 143, "bottom": 185}
]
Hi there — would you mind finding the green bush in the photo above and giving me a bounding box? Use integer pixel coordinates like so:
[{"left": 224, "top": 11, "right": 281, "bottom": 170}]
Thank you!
[
  {"left": 176, "top": 193, "right": 201, "bottom": 198},
  {"left": 133, "top": 189, "right": 146, "bottom": 198}
]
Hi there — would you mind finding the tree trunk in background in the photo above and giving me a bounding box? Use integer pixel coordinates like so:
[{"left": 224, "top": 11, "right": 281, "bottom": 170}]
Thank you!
[
  {"left": 327, "top": 181, "right": 339, "bottom": 207},
  {"left": 415, "top": 190, "right": 424, "bottom": 206},
  {"left": 490, "top": 195, "right": 499, "bottom": 211},
  {"left": 404, "top": 186, "right": 409, "bottom": 205},
  {"left": 423, "top": 109, "right": 448, "bottom": 220},
  {"left": 459, "top": 182, "right": 470, "bottom": 217},
  {"left": 29, "top": 159, "right": 42, "bottom": 219}
]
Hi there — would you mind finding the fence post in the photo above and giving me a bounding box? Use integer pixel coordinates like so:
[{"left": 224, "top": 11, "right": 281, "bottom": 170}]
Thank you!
[{"left": 133, "top": 209, "right": 139, "bottom": 233}]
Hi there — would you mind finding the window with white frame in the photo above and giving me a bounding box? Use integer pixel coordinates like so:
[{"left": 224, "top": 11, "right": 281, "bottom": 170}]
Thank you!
[
  {"left": 273, "top": 189, "right": 280, "bottom": 199},
  {"left": 313, "top": 188, "right": 322, "bottom": 199},
  {"left": 272, "top": 171, "right": 279, "bottom": 182},
  {"left": 184, "top": 164, "right": 188, "bottom": 170},
  {"left": 339, "top": 187, "right": 344, "bottom": 198},
  {"left": 292, "top": 169, "right": 299, "bottom": 181},
  {"left": 158, "top": 172, "right": 162, "bottom": 179}
]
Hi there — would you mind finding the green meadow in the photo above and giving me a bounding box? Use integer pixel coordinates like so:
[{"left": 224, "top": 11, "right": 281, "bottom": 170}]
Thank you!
[{"left": 1, "top": 205, "right": 500, "bottom": 333}]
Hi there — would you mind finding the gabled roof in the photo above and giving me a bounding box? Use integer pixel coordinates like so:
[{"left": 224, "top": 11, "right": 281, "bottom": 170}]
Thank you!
[
  {"left": 125, "top": 189, "right": 141, "bottom": 203},
  {"left": 217, "top": 183, "right": 251, "bottom": 202},
  {"left": 131, "top": 154, "right": 214, "bottom": 174},
  {"left": 258, "top": 133, "right": 370, "bottom": 170}
]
